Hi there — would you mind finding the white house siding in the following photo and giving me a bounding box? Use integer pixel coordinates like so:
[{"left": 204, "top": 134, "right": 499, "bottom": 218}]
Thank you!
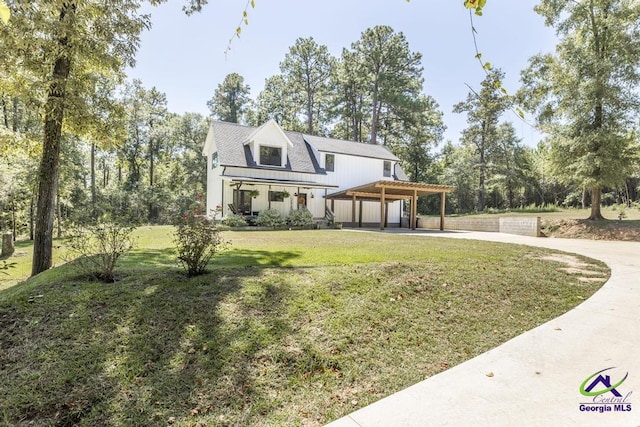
[
  {"left": 208, "top": 156, "right": 404, "bottom": 225},
  {"left": 216, "top": 166, "right": 330, "bottom": 219},
  {"left": 320, "top": 152, "right": 394, "bottom": 189},
  {"left": 206, "top": 156, "right": 223, "bottom": 218},
  {"left": 204, "top": 120, "right": 407, "bottom": 227},
  {"left": 331, "top": 199, "right": 402, "bottom": 227},
  {"left": 321, "top": 152, "right": 403, "bottom": 227}
]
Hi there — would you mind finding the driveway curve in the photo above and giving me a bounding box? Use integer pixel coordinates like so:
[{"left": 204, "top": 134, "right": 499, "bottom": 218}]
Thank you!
[{"left": 327, "top": 230, "right": 640, "bottom": 427}]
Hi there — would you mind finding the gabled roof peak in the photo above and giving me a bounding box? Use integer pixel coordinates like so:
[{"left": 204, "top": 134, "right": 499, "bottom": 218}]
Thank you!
[{"left": 243, "top": 119, "right": 294, "bottom": 148}]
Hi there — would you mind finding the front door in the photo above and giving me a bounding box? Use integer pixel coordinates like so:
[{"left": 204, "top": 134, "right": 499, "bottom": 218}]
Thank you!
[
  {"left": 234, "top": 189, "right": 252, "bottom": 215},
  {"left": 297, "top": 193, "right": 307, "bottom": 209}
]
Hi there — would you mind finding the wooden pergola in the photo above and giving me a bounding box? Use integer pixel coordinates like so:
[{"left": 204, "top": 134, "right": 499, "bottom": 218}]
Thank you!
[{"left": 326, "top": 180, "right": 456, "bottom": 230}]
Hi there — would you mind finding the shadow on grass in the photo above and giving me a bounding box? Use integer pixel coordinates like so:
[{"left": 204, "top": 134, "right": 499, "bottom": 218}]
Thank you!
[
  {"left": 214, "top": 248, "right": 302, "bottom": 267},
  {"left": 122, "top": 248, "right": 177, "bottom": 267},
  {"left": 0, "top": 256, "right": 297, "bottom": 425},
  {"left": 121, "top": 248, "right": 302, "bottom": 270}
]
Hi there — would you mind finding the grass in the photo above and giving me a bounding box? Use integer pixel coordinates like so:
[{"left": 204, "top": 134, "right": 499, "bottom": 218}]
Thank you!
[{"left": 0, "top": 228, "right": 609, "bottom": 426}]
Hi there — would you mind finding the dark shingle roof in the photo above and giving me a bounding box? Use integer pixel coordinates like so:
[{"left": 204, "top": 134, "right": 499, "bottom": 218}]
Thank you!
[
  {"left": 302, "top": 134, "right": 400, "bottom": 161},
  {"left": 210, "top": 121, "right": 401, "bottom": 174}
]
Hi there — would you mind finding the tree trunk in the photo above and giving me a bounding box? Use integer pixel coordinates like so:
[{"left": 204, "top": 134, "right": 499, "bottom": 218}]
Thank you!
[
  {"left": 56, "top": 192, "right": 62, "bottom": 238},
  {"left": 148, "top": 135, "right": 155, "bottom": 222},
  {"left": 1, "top": 232, "right": 14, "bottom": 258},
  {"left": 370, "top": 81, "right": 379, "bottom": 145},
  {"left": 29, "top": 196, "right": 34, "bottom": 241},
  {"left": 1, "top": 96, "right": 8, "bottom": 128},
  {"left": 32, "top": 2, "right": 75, "bottom": 276},
  {"left": 588, "top": 186, "right": 605, "bottom": 220},
  {"left": 306, "top": 89, "right": 313, "bottom": 134},
  {"left": 12, "top": 97, "right": 18, "bottom": 132},
  {"left": 11, "top": 197, "right": 16, "bottom": 240},
  {"left": 91, "top": 142, "right": 96, "bottom": 218}
]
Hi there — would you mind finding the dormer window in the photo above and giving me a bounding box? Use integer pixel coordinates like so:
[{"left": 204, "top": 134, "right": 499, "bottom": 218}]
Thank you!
[{"left": 260, "top": 146, "right": 282, "bottom": 166}]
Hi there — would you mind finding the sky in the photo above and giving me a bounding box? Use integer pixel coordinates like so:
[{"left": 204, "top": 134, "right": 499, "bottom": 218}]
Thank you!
[{"left": 128, "top": 0, "right": 558, "bottom": 148}]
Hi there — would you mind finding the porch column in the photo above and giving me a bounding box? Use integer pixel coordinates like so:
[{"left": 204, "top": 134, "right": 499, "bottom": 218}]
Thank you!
[
  {"left": 440, "top": 191, "right": 446, "bottom": 231},
  {"left": 221, "top": 180, "right": 225, "bottom": 216},
  {"left": 297, "top": 186, "right": 301, "bottom": 210},
  {"left": 268, "top": 185, "right": 272, "bottom": 210},
  {"left": 384, "top": 202, "right": 389, "bottom": 228},
  {"left": 351, "top": 194, "right": 356, "bottom": 227},
  {"left": 411, "top": 189, "right": 417, "bottom": 230},
  {"left": 358, "top": 200, "right": 363, "bottom": 227},
  {"left": 324, "top": 189, "right": 328, "bottom": 216},
  {"left": 380, "top": 187, "right": 386, "bottom": 230}
]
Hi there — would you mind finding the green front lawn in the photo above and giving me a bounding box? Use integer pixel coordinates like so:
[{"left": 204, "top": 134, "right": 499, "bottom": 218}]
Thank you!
[{"left": 0, "top": 229, "right": 609, "bottom": 426}]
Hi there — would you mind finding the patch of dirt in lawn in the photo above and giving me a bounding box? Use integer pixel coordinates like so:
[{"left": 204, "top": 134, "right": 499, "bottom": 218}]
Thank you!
[
  {"left": 541, "top": 219, "right": 640, "bottom": 241},
  {"left": 536, "top": 254, "right": 609, "bottom": 284}
]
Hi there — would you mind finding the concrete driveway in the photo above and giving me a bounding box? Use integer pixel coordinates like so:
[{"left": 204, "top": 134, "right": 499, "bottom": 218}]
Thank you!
[{"left": 327, "top": 230, "right": 640, "bottom": 427}]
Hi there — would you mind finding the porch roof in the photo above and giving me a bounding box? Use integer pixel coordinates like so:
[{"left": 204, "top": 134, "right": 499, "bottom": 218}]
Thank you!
[
  {"left": 222, "top": 175, "right": 339, "bottom": 190},
  {"left": 326, "top": 180, "right": 456, "bottom": 201},
  {"left": 325, "top": 180, "right": 456, "bottom": 231}
]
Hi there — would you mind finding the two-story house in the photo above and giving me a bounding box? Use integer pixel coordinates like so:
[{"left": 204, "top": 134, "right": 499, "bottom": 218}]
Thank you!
[{"left": 202, "top": 119, "right": 454, "bottom": 229}]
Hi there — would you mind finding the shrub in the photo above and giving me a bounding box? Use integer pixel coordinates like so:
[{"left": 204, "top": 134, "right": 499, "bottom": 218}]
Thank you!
[
  {"left": 64, "top": 222, "right": 137, "bottom": 283},
  {"left": 256, "top": 209, "right": 286, "bottom": 228},
  {"left": 174, "top": 213, "right": 228, "bottom": 277},
  {"left": 221, "top": 214, "right": 248, "bottom": 227},
  {"left": 287, "top": 209, "right": 314, "bottom": 227}
]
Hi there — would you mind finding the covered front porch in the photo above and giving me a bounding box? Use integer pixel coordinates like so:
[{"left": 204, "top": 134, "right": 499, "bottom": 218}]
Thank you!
[
  {"left": 326, "top": 181, "right": 456, "bottom": 230},
  {"left": 221, "top": 175, "right": 339, "bottom": 221}
]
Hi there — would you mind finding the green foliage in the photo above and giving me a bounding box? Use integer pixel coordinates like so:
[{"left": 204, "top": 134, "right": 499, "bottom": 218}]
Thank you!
[
  {"left": 64, "top": 222, "right": 137, "bottom": 283},
  {"left": 348, "top": 25, "right": 424, "bottom": 145},
  {"left": 255, "top": 209, "right": 286, "bottom": 228},
  {"left": 279, "top": 37, "right": 336, "bottom": 134},
  {"left": 207, "top": 73, "right": 251, "bottom": 123},
  {"left": 287, "top": 208, "right": 314, "bottom": 227},
  {"left": 0, "top": 2, "right": 9, "bottom": 25},
  {"left": 248, "top": 74, "right": 306, "bottom": 131},
  {"left": 464, "top": 0, "right": 487, "bottom": 16},
  {"left": 521, "top": 0, "right": 640, "bottom": 219},
  {"left": 221, "top": 213, "right": 248, "bottom": 227},
  {"left": 454, "top": 69, "right": 512, "bottom": 211},
  {"left": 173, "top": 210, "right": 228, "bottom": 277},
  {"left": 0, "top": 0, "right": 166, "bottom": 275}
]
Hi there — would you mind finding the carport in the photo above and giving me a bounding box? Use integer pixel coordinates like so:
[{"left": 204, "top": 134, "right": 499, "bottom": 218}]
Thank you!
[{"left": 325, "top": 180, "right": 456, "bottom": 230}]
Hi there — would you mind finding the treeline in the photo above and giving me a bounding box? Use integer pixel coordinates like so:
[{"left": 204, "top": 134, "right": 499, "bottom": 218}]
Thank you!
[
  {"left": 206, "top": 24, "right": 640, "bottom": 216},
  {"left": 2, "top": 2, "right": 640, "bottom": 241},
  {"left": 0, "top": 80, "right": 208, "bottom": 238}
]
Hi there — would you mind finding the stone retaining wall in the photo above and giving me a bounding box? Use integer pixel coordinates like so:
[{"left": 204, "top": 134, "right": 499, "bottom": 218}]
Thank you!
[{"left": 417, "top": 216, "right": 541, "bottom": 237}]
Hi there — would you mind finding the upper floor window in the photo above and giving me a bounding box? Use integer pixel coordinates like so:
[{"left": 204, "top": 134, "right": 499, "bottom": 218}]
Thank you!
[
  {"left": 259, "top": 146, "right": 282, "bottom": 166},
  {"left": 211, "top": 152, "right": 219, "bottom": 169},
  {"left": 383, "top": 160, "right": 392, "bottom": 177},
  {"left": 325, "top": 154, "right": 335, "bottom": 172}
]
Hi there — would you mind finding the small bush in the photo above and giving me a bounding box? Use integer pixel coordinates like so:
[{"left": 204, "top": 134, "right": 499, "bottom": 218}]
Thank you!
[
  {"left": 221, "top": 214, "right": 248, "bottom": 227},
  {"left": 65, "top": 222, "right": 137, "bottom": 282},
  {"left": 256, "top": 209, "right": 286, "bottom": 228},
  {"left": 287, "top": 209, "right": 314, "bottom": 227},
  {"left": 174, "top": 213, "right": 228, "bottom": 277}
]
